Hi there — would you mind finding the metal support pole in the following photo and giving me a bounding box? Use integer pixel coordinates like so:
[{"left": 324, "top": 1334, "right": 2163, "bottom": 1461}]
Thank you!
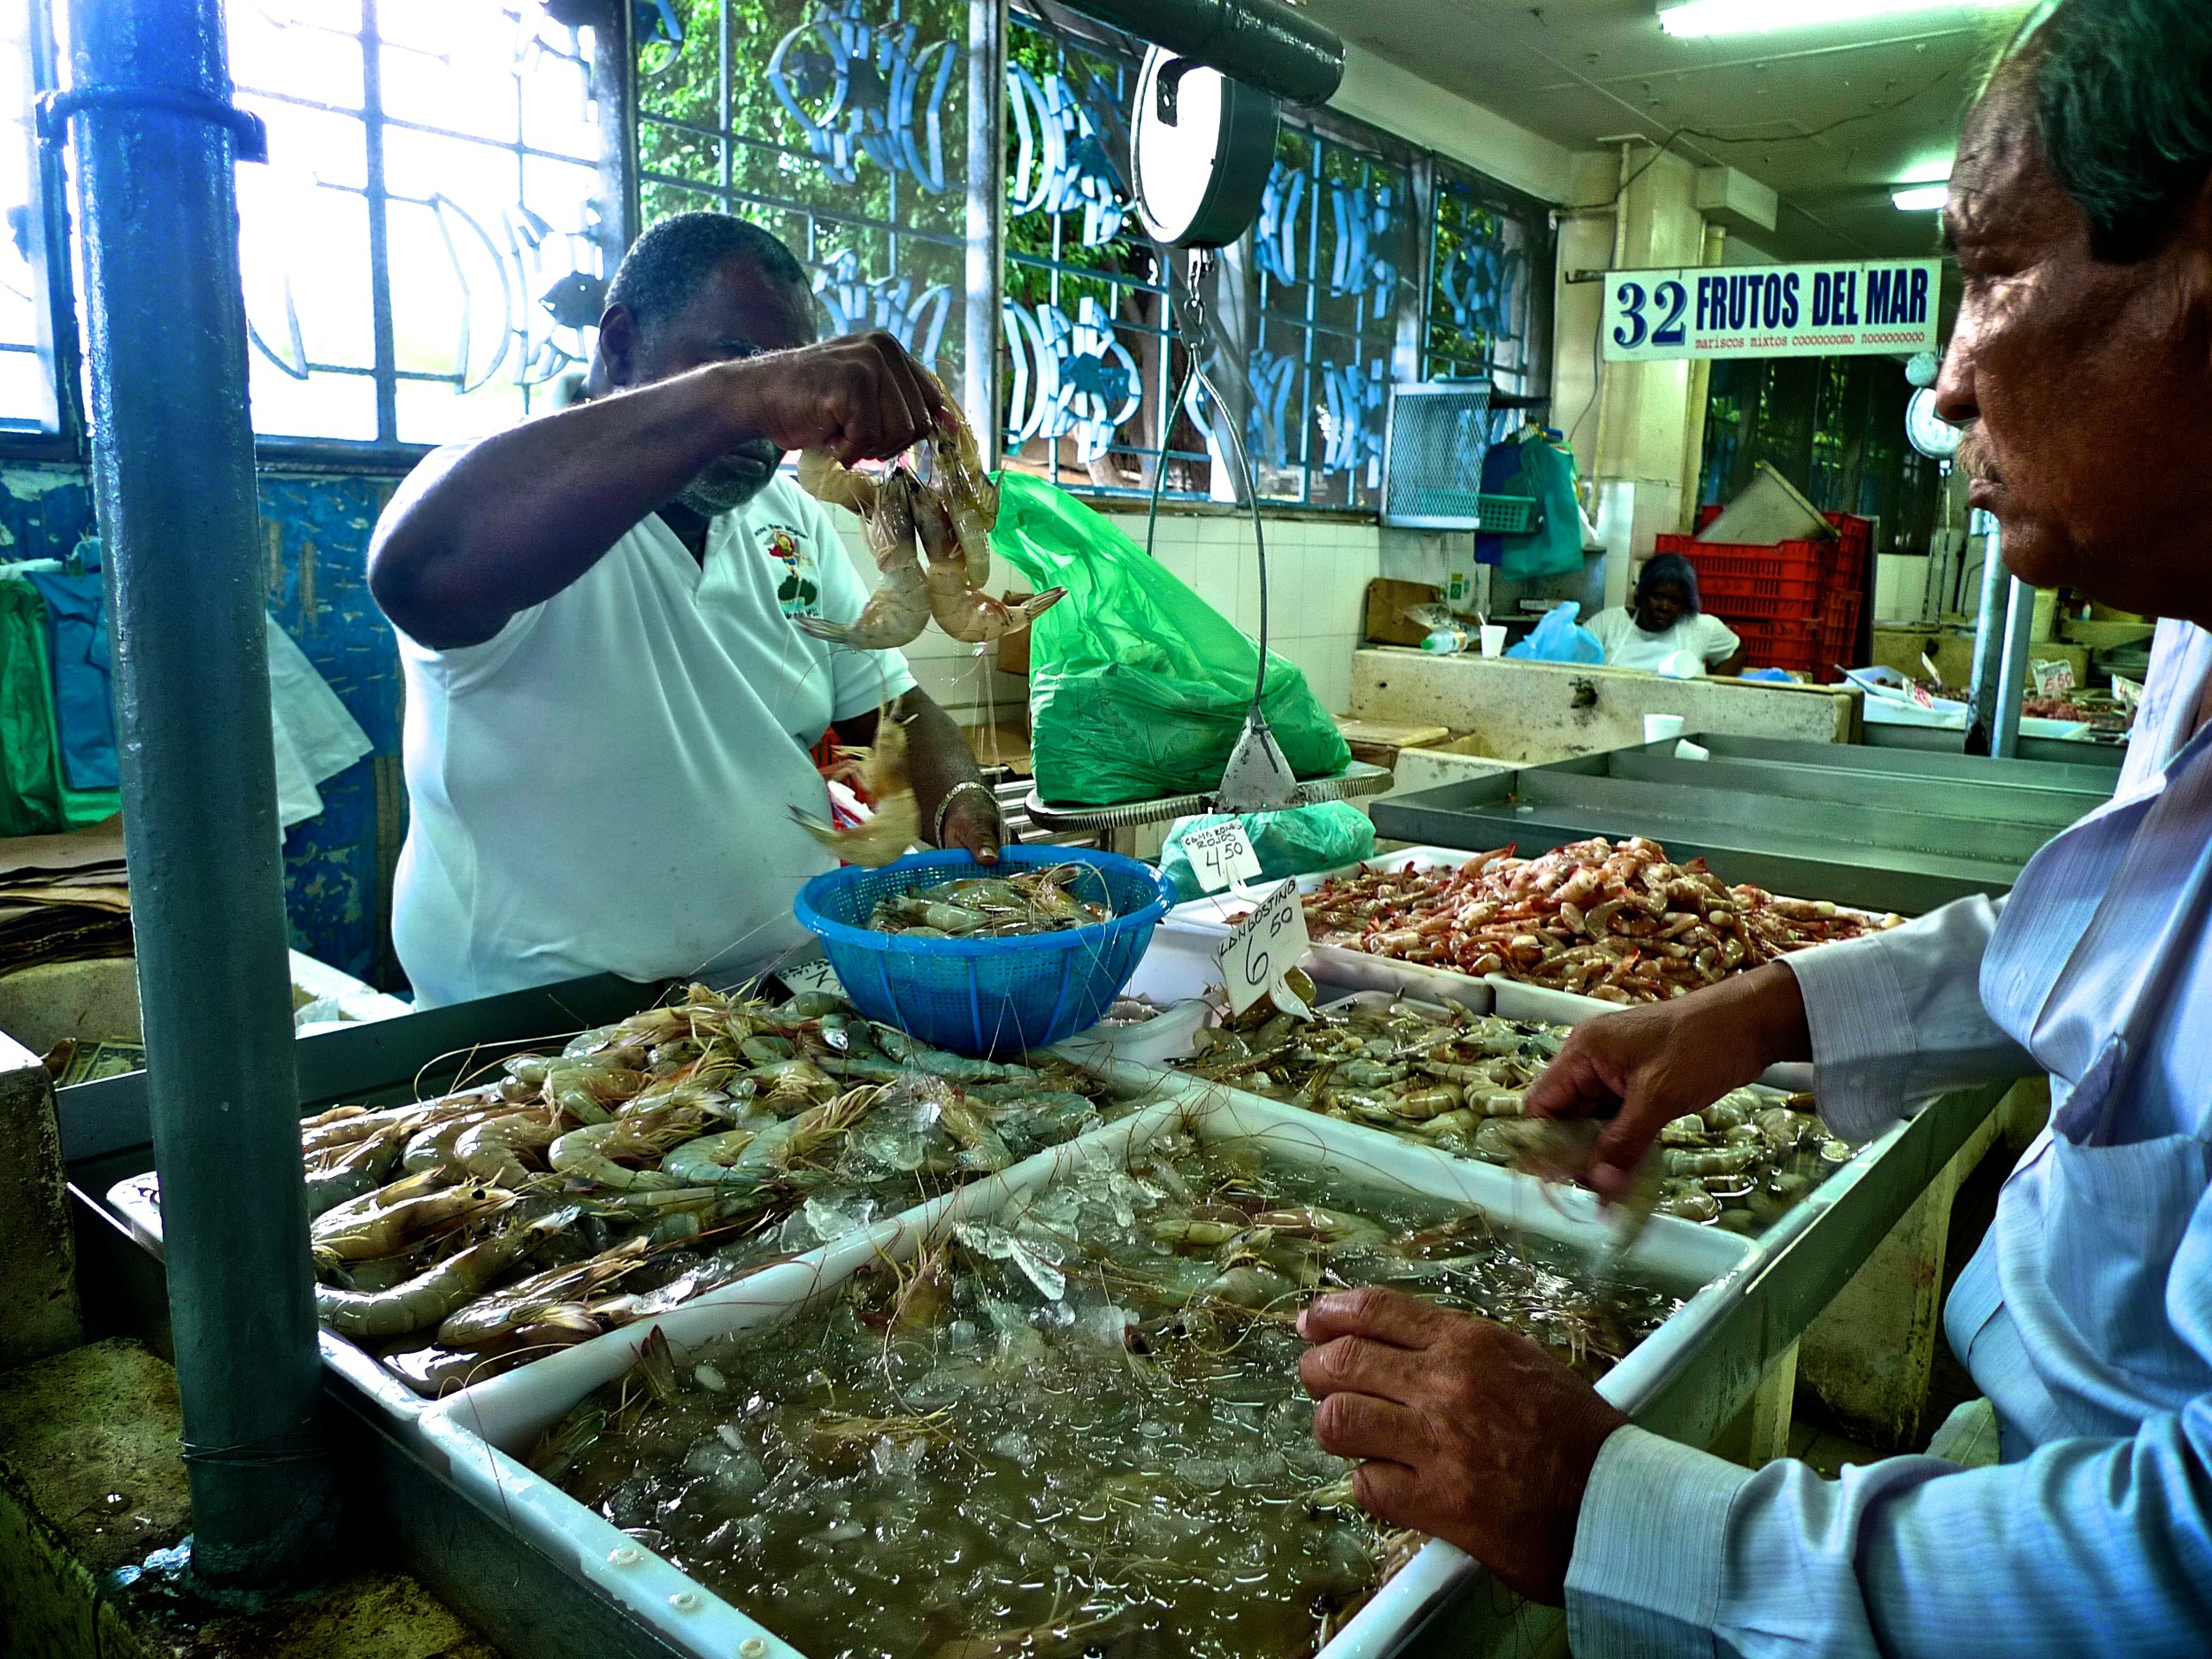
[
  {"left": 1962, "top": 511, "right": 2008, "bottom": 757},
  {"left": 1991, "top": 568, "right": 2037, "bottom": 761},
  {"left": 63, "top": 0, "right": 338, "bottom": 1594},
  {"left": 964, "top": 0, "right": 1008, "bottom": 466}
]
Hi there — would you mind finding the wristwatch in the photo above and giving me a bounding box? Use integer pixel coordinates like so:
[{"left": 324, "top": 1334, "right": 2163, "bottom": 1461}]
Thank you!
[{"left": 931, "top": 780, "right": 998, "bottom": 849}]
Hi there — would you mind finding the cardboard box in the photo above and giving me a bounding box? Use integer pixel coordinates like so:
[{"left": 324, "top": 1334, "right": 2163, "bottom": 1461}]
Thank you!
[{"left": 1364, "top": 579, "right": 1443, "bottom": 647}]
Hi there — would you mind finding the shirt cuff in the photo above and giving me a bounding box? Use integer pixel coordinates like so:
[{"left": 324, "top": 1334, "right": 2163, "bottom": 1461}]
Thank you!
[
  {"left": 1785, "top": 930, "right": 1918, "bottom": 1142},
  {"left": 1565, "top": 1426, "right": 1755, "bottom": 1659}
]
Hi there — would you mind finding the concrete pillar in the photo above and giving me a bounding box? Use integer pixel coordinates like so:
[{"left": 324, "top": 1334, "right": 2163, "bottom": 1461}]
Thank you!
[
  {"left": 1553, "top": 144, "right": 1719, "bottom": 606},
  {"left": 0, "top": 1033, "right": 82, "bottom": 1371}
]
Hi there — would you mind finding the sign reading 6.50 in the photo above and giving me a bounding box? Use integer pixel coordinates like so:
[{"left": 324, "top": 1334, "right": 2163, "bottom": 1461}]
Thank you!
[{"left": 1215, "top": 879, "right": 1310, "bottom": 1018}]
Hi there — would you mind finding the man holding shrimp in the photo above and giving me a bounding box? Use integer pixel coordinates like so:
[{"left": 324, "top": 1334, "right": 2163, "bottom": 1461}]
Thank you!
[
  {"left": 368, "top": 212, "right": 1005, "bottom": 1007},
  {"left": 1297, "top": 3, "right": 2212, "bottom": 1652}
]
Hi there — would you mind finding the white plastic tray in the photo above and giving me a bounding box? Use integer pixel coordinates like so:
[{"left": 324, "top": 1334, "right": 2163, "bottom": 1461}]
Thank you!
[
  {"left": 417, "top": 1074, "right": 1753, "bottom": 1659},
  {"left": 106, "top": 1172, "right": 438, "bottom": 1432}
]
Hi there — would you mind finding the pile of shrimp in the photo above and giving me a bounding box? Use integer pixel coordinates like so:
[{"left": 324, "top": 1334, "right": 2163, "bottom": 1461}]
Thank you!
[
  {"left": 164, "top": 986, "right": 1120, "bottom": 1397},
  {"left": 795, "top": 394, "right": 1065, "bottom": 650},
  {"left": 1295, "top": 837, "right": 1901, "bottom": 1003},
  {"left": 1179, "top": 991, "right": 1848, "bottom": 1233}
]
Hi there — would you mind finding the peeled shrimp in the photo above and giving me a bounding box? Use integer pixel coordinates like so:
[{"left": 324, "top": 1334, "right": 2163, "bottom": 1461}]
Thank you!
[{"left": 795, "top": 457, "right": 931, "bottom": 650}]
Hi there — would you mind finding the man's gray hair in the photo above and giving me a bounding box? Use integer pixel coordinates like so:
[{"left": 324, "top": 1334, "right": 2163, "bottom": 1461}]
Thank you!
[
  {"left": 2002, "top": 0, "right": 2212, "bottom": 263},
  {"left": 604, "top": 211, "right": 810, "bottom": 333}
]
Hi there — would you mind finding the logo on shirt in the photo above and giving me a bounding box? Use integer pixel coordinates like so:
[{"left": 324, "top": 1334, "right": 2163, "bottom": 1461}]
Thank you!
[{"left": 757, "top": 524, "right": 820, "bottom": 618}]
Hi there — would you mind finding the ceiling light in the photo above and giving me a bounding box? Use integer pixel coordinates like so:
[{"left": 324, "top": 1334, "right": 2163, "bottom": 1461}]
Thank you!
[
  {"left": 1658, "top": 0, "right": 2016, "bottom": 39},
  {"left": 1892, "top": 183, "right": 1949, "bottom": 211}
]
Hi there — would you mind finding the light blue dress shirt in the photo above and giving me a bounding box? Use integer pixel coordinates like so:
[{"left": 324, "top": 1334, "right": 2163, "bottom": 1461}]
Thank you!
[{"left": 1565, "top": 618, "right": 2212, "bottom": 1657}]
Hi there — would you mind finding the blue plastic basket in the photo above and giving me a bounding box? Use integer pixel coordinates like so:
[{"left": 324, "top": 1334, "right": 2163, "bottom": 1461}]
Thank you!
[{"left": 793, "top": 846, "right": 1176, "bottom": 1056}]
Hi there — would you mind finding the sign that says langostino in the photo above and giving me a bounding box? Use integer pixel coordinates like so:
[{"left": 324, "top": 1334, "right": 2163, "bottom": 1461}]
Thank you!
[{"left": 1601, "top": 259, "right": 1941, "bottom": 362}]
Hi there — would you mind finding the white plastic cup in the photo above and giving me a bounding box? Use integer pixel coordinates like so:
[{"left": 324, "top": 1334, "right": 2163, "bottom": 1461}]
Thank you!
[
  {"left": 1644, "top": 713, "right": 1686, "bottom": 744},
  {"left": 1479, "top": 624, "right": 1507, "bottom": 658}
]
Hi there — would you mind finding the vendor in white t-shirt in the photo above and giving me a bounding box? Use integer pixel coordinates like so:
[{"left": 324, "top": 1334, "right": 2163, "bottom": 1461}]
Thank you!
[
  {"left": 1585, "top": 553, "right": 1747, "bottom": 675},
  {"left": 367, "top": 212, "right": 1004, "bottom": 1007}
]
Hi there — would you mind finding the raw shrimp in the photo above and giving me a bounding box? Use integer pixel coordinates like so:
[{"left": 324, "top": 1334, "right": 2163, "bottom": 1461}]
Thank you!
[
  {"left": 791, "top": 703, "right": 920, "bottom": 869},
  {"left": 924, "top": 388, "right": 998, "bottom": 588},
  {"left": 657, "top": 1126, "right": 765, "bottom": 1187},
  {"left": 549, "top": 1105, "right": 710, "bottom": 1192},
  {"left": 311, "top": 1183, "right": 511, "bottom": 1263},
  {"left": 912, "top": 480, "right": 1064, "bottom": 643},
  {"left": 794, "top": 456, "right": 931, "bottom": 651},
  {"left": 316, "top": 1212, "right": 565, "bottom": 1339},
  {"left": 456, "top": 1106, "right": 563, "bottom": 1187},
  {"left": 435, "top": 1237, "right": 652, "bottom": 1352}
]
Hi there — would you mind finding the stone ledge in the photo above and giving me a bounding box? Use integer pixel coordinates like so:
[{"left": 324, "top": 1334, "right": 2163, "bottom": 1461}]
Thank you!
[{"left": 0, "top": 1339, "right": 495, "bottom": 1659}]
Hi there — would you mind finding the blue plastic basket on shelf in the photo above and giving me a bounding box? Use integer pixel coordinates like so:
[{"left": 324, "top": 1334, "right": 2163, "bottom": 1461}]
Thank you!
[{"left": 793, "top": 846, "right": 1176, "bottom": 1057}]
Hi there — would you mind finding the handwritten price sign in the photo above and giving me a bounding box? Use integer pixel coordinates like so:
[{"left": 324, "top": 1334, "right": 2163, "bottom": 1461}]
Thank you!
[
  {"left": 1181, "top": 818, "right": 1263, "bottom": 895},
  {"left": 1215, "top": 879, "right": 1310, "bottom": 1017}
]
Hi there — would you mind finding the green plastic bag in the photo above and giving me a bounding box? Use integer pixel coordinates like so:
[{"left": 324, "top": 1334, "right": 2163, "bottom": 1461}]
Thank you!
[
  {"left": 990, "top": 474, "right": 1353, "bottom": 806},
  {"left": 1158, "top": 803, "right": 1376, "bottom": 905}
]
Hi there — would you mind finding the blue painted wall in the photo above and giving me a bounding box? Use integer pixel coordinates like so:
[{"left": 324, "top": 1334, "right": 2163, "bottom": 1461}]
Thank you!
[{"left": 3, "top": 461, "right": 410, "bottom": 991}]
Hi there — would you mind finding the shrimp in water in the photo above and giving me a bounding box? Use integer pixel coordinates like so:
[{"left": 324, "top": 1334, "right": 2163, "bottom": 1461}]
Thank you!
[
  {"left": 912, "top": 483, "right": 1064, "bottom": 644},
  {"left": 793, "top": 450, "right": 930, "bottom": 650}
]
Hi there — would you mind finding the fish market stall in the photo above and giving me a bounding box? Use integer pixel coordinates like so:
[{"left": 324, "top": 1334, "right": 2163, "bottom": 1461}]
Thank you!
[
  {"left": 58, "top": 833, "right": 2009, "bottom": 1659},
  {"left": 1366, "top": 733, "right": 2115, "bottom": 913}
]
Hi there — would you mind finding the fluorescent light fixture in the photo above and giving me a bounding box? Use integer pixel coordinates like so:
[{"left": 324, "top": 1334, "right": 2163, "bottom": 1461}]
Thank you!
[
  {"left": 1659, "top": 0, "right": 2016, "bottom": 38},
  {"left": 1892, "top": 183, "right": 1949, "bottom": 211}
]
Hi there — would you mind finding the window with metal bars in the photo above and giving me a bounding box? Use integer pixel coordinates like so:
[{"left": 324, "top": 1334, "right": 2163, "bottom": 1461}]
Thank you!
[
  {"left": 633, "top": 0, "right": 974, "bottom": 412},
  {"left": 0, "top": 0, "right": 1559, "bottom": 500},
  {"left": 225, "top": 0, "right": 614, "bottom": 449},
  {"left": 1001, "top": 5, "right": 1209, "bottom": 501},
  {"left": 1248, "top": 119, "right": 1412, "bottom": 510}
]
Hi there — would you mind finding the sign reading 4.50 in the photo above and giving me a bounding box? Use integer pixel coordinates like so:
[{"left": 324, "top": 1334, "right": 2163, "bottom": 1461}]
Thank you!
[{"left": 1215, "top": 879, "right": 1310, "bottom": 1018}]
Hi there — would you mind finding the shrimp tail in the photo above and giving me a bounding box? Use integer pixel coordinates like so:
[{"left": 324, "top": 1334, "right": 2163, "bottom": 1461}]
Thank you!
[{"left": 791, "top": 792, "right": 920, "bottom": 868}]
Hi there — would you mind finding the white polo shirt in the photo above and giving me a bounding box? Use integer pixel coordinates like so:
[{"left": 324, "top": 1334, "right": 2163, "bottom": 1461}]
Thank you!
[
  {"left": 1586, "top": 607, "right": 1741, "bottom": 672},
  {"left": 382, "top": 452, "right": 914, "bottom": 1007}
]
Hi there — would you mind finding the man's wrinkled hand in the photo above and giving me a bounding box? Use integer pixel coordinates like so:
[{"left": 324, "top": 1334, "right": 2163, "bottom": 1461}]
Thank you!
[
  {"left": 728, "top": 330, "right": 946, "bottom": 465},
  {"left": 1522, "top": 960, "right": 1810, "bottom": 1205},
  {"left": 1298, "top": 1286, "right": 1625, "bottom": 1605}
]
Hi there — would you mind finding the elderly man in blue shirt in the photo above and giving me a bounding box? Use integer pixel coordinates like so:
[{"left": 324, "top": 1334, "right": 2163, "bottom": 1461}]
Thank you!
[{"left": 1295, "top": 2, "right": 2212, "bottom": 1651}]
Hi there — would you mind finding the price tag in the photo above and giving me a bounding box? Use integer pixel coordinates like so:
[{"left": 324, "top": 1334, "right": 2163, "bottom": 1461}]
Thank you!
[
  {"left": 1920, "top": 652, "right": 1942, "bottom": 685},
  {"left": 1181, "top": 818, "right": 1263, "bottom": 895},
  {"left": 2031, "top": 658, "right": 2077, "bottom": 698},
  {"left": 1909, "top": 680, "right": 1936, "bottom": 710},
  {"left": 779, "top": 957, "right": 843, "bottom": 998},
  {"left": 1214, "top": 879, "right": 1310, "bottom": 1018},
  {"left": 2111, "top": 672, "right": 2144, "bottom": 710}
]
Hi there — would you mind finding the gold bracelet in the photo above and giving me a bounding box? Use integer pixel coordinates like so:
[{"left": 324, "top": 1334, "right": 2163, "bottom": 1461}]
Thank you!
[{"left": 931, "top": 780, "right": 996, "bottom": 848}]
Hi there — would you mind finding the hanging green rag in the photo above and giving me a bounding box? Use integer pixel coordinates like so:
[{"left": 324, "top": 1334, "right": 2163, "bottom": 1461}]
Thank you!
[{"left": 0, "top": 574, "right": 122, "bottom": 836}]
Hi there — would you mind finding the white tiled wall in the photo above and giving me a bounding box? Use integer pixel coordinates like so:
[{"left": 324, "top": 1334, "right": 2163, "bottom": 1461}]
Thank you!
[
  {"left": 821, "top": 498, "right": 1394, "bottom": 723},
  {"left": 1098, "top": 510, "right": 1380, "bottom": 717}
]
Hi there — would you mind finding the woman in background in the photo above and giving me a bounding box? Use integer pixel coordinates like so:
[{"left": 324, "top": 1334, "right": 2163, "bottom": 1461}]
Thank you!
[{"left": 1586, "top": 553, "right": 1747, "bottom": 675}]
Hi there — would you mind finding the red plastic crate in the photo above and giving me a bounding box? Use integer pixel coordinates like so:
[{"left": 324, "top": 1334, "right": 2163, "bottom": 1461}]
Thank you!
[
  {"left": 1724, "top": 613, "right": 1824, "bottom": 677},
  {"left": 1718, "top": 591, "right": 1861, "bottom": 683},
  {"left": 1660, "top": 511, "right": 1870, "bottom": 625}
]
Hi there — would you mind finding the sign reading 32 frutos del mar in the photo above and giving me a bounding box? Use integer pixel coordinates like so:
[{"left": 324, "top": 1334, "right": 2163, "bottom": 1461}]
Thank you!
[{"left": 1601, "top": 259, "right": 1941, "bottom": 361}]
